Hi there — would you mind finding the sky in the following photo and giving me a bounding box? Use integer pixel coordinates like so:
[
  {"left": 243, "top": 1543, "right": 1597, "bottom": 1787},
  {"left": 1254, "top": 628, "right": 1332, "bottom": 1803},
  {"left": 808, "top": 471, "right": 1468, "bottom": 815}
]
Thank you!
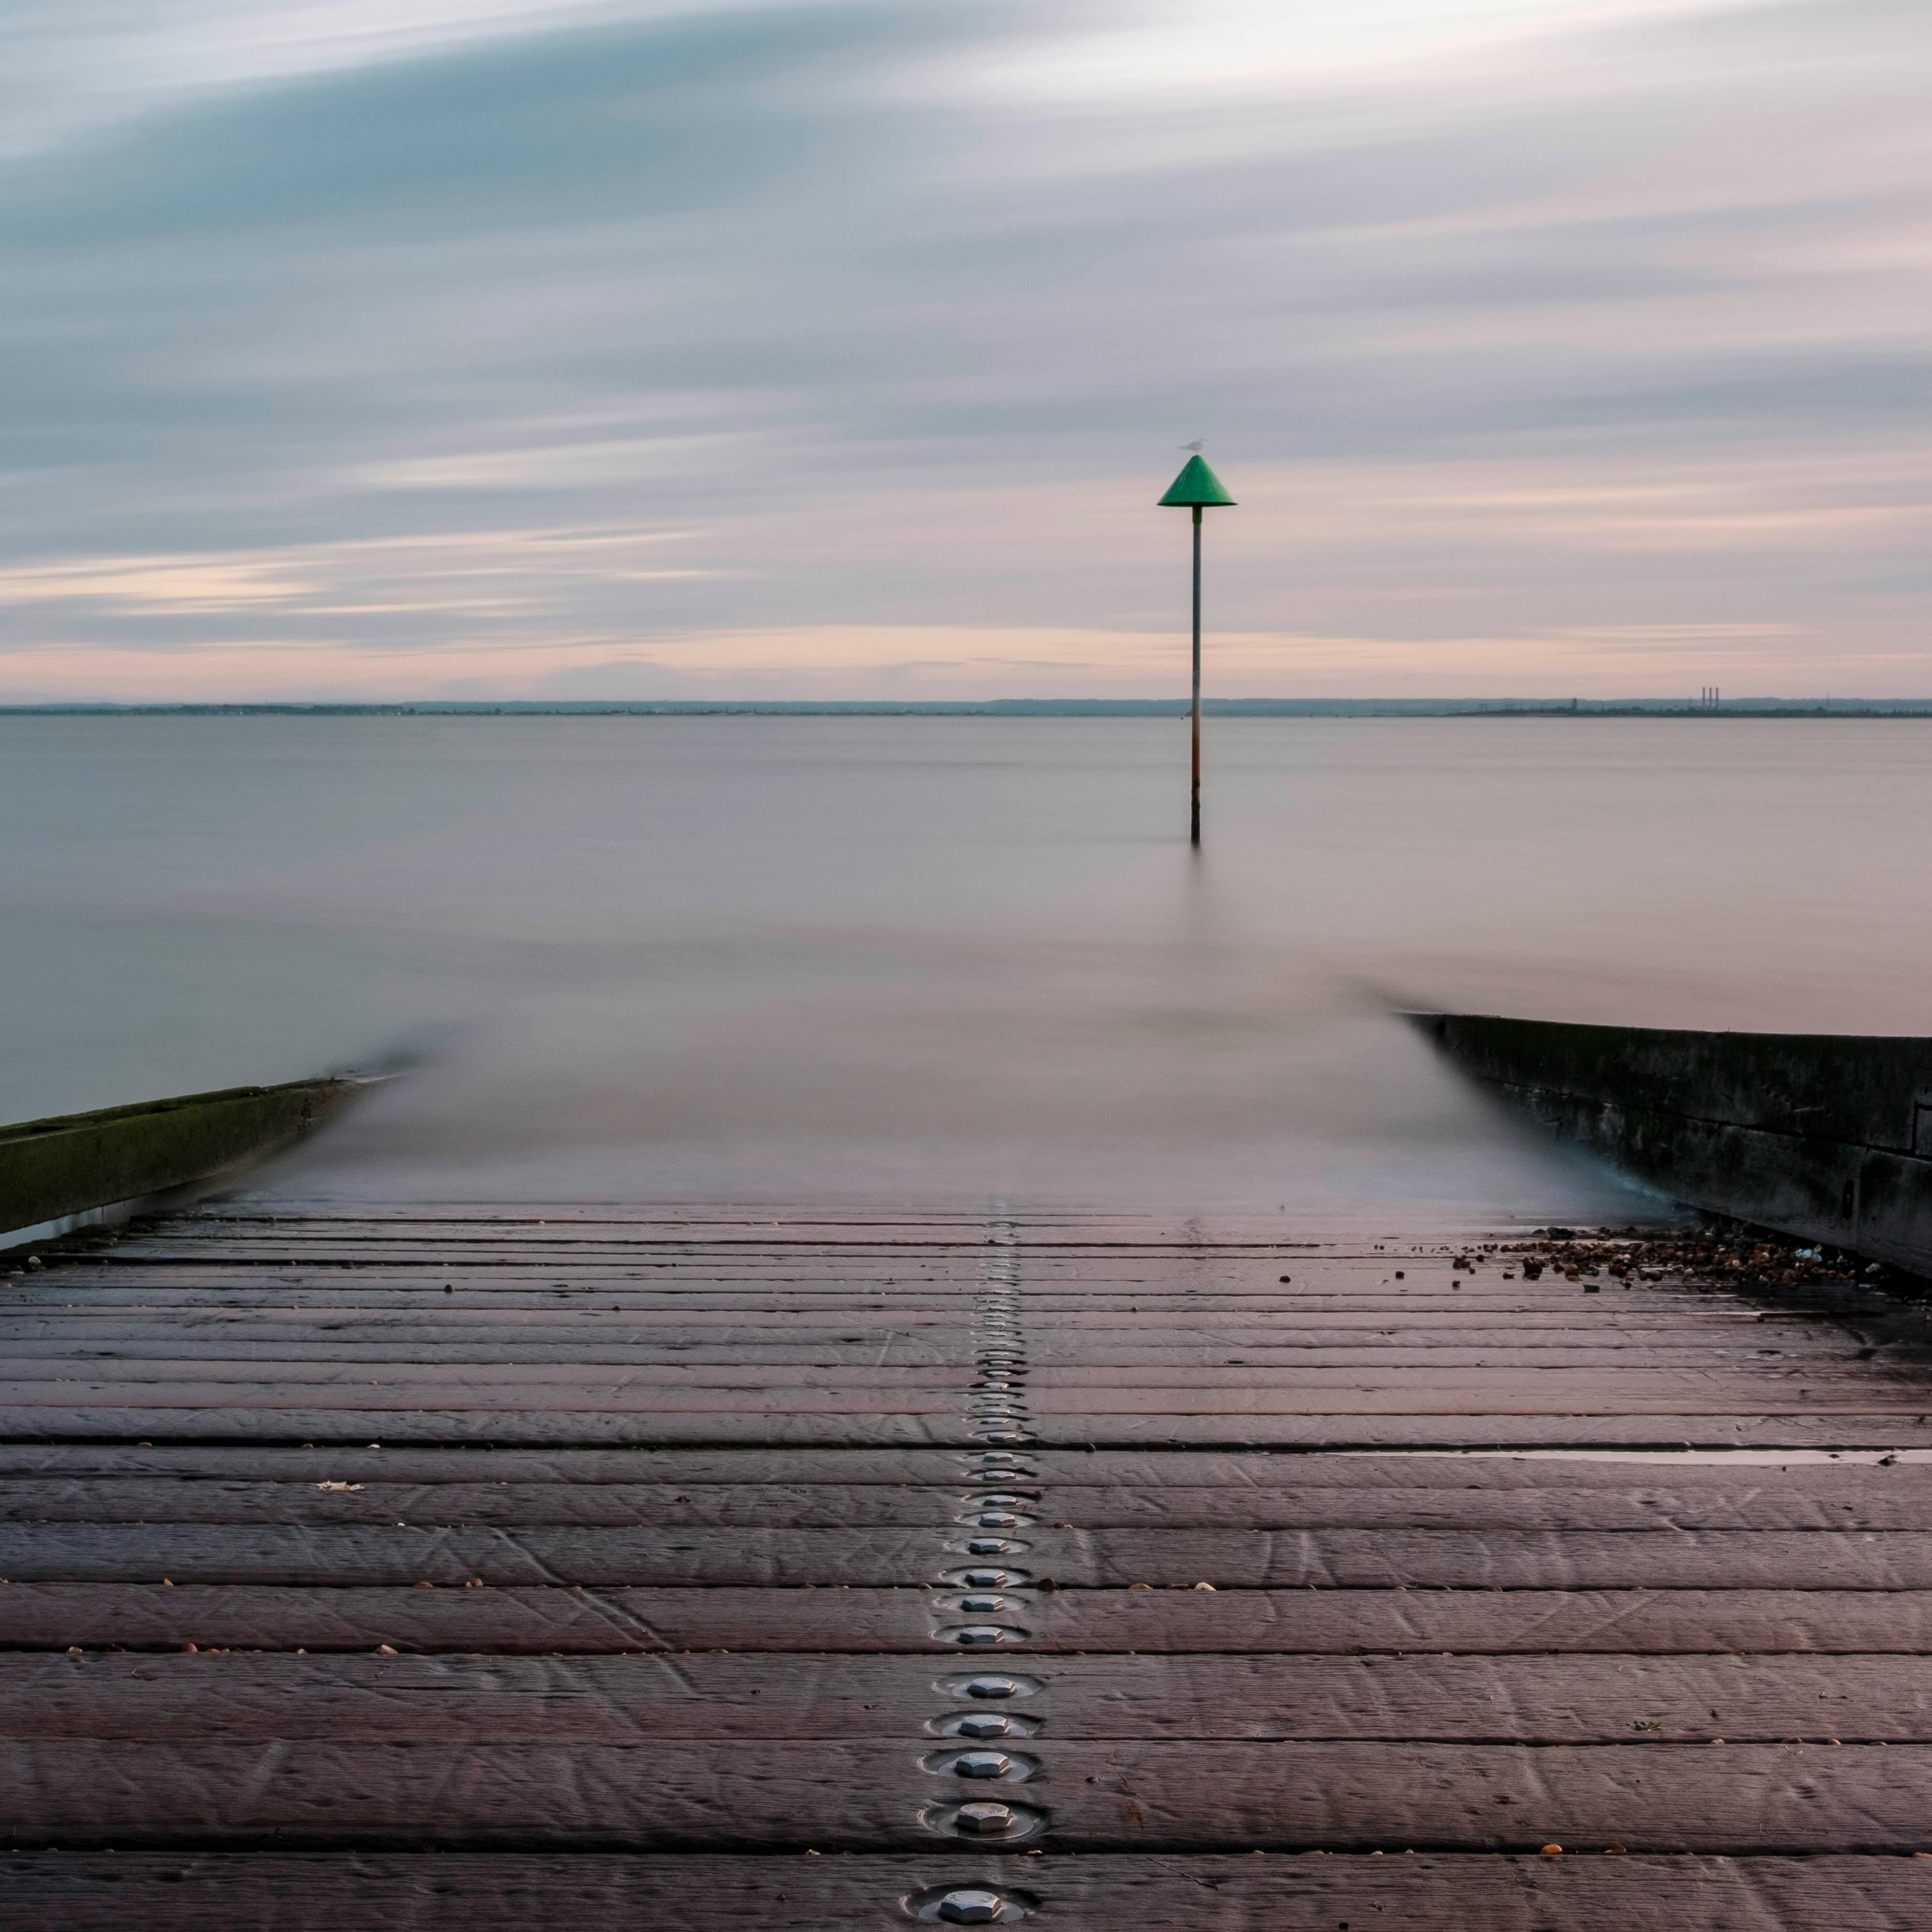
[{"left": 2, "top": 0, "right": 1929, "bottom": 701}]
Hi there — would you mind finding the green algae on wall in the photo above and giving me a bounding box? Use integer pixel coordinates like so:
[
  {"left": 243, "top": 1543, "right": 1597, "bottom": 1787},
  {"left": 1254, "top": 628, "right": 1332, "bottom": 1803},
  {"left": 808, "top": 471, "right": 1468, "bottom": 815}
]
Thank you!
[{"left": 0, "top": 1078, "right": 369, "bottom": 1240}]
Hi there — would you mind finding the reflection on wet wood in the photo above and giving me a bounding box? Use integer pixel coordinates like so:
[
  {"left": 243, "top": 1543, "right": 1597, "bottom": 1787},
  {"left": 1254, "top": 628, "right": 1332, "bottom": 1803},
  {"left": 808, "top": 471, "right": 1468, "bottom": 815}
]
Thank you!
[{"left": 5, "top": 1204, "right": 1932, "bottom": 1924}]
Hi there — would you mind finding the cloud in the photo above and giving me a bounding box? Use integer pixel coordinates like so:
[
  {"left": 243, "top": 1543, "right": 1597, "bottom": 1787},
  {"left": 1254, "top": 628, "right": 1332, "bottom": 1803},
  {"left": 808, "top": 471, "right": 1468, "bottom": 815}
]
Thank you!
[{"left": 1, "top": 0, "right": 1930, "bottom": 696}]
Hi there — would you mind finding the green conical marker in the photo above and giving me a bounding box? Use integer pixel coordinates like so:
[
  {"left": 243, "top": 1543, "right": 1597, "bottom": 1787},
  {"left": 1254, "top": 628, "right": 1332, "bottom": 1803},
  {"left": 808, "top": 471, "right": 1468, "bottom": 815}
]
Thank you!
[{"left": 1159, "top": 453, "right": 1237, "bottom": 846}]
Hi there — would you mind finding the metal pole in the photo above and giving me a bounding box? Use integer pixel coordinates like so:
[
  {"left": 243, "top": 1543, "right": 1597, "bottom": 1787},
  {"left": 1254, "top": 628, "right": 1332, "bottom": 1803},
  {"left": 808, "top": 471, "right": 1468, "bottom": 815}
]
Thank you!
[{"left": 1191, "top": 504, "right": 1203, "bottom": 848}]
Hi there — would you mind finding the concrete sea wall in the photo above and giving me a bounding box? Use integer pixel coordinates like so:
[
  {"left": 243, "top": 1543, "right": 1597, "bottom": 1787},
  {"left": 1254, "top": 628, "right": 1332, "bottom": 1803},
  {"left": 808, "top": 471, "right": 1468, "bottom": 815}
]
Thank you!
[
  {"left": 0, "top": 1078, "right": 371, "bottom": 1247},
  {"left": 1412, "top": 1013, "right": 1932, "bottom": 1278}
]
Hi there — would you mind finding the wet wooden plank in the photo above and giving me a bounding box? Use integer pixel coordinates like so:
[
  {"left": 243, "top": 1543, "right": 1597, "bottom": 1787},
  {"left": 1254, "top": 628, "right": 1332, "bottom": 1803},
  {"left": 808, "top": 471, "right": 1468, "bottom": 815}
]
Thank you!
[
  {"left": 0, "top": 1387, "right": 1913, "bottom": 1423},
  {"left": 5, "top": 1408, "right": 1930, "bottom": 1447},
  {"left": 0, "top": 1362, "right": 972, "bottom": 1389},
  {"left": 14, "top": 1199, "right": 1931, "bottom": 1895},
  {"left": 0, "top": 1385, "right": 969, "bottom": 1413},
  {"left": 10, "top": 1521, "right": 1932, "bottom": 1588},
  {"left": 14, "top": 1583, "right": 1932, "bottom": 1654},
  {"left": 8, "top": 1477, "right": 1932, "bottom": 1532},
  {"left": 0, "top": 1340, "right": 1804, "bottom": 1367},
  {"left": 4, "top": 1650, "right": 1929, "bottom": 1743},
  {"left": 0, "top": 1407, "right": 978, "bottom": 1444},
  {"left": 0, "top": 1443, "right": 1921, "bottom": 1489},
  {"left": 0, "top": 1852, "right": 1925, "bottom": 1932},
  {"left": 3, "top": 1737, "right": 1930, "bottom": 1851}
]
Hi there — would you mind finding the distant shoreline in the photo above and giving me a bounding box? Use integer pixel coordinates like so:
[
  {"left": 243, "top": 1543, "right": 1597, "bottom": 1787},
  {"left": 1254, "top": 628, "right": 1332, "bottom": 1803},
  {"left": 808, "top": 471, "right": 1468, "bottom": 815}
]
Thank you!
[{"left": 5, "top": 699, "right": 1932, "bottom": 719}]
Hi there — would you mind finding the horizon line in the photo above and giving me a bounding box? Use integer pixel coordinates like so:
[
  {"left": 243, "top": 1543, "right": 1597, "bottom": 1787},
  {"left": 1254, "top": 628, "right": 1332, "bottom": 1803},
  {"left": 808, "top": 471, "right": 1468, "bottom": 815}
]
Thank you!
[{"left": 7, "top": 696, "right": 1932, "bottom": 717}]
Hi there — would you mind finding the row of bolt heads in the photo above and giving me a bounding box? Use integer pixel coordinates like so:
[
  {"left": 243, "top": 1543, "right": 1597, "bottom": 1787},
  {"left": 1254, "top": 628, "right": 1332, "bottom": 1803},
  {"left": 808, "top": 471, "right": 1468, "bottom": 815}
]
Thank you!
[
  {"left": 938, "top": 1273, "right": 1037, "bottom": 1915},
  {"left": 923, "top": 1435, "right": 1045, "bottom": 1921},
  {"left": 972, "top": 1290, "right": 1025, "bottom": 1444}
]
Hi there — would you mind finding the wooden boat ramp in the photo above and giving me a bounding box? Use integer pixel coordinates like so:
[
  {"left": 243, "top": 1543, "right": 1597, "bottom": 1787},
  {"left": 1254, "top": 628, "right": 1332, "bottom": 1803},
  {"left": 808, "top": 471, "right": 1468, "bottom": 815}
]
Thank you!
[{"left": 4, "top": 1204, "right": 1932, "bottom": 1927}]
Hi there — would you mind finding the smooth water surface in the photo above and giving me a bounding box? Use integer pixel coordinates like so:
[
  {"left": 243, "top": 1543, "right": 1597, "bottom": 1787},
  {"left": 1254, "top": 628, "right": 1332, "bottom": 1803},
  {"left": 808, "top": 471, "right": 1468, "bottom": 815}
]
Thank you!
[{"left": 5, "top": 714, "right": 1927, "bottom": 1216}]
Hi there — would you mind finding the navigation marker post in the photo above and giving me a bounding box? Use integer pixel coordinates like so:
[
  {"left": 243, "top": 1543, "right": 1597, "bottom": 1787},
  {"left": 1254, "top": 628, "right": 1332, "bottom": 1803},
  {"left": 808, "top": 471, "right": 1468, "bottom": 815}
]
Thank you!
[{"left": 1159, "top": 453, "right": 1236, "bottom": 846}]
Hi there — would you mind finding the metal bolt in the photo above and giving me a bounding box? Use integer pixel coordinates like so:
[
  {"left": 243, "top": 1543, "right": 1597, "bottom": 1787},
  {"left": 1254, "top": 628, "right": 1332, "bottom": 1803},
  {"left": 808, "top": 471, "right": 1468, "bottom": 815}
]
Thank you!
[
  {"left": 965, "top": 1540, "right": 1012, "bottom": 1556},
  {"left": 951, "top": 1625, "right": 1015, "bottom": 1646},
  {"left": 957, "top": 1595, "right": 1007, "bottom": 1613},
  {"left": 937, "top": 1889, "right": 1008, "bottom": 1925},
  {"left": 956, "top": 1714, "right": 1012, "bottom": 1739},
  {"left": 955, "top": 1801, "right": 1018, "bottom": 1836},
  {"left": 974, "top": 1513, "right": 1021, "bottom": 1528},
  {"left": 960, "top": 1676, "right": 1020, "bottom": 1698},
  {"left": 953, "top": 1750, "right": 1012, "bottom": 1779},
  {"left": 959, "top": 1570, "right": 1009, "bottom": 1588}
]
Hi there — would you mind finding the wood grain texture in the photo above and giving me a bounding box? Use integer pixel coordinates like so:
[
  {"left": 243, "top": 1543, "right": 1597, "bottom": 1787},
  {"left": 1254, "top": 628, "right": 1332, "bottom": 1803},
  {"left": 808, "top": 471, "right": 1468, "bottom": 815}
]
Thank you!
[
  {"left": 3, "top": 1737, "right": 1932, "bottom": 1851},
  {"left": 0, "top": 1444, "right": 1924, "bottom": 1488},
  {"left": 3, "top": 1650, "right": 1928, "bottom": 1743},
  {"left": 1, "top": 1853, "right": 1926, "bottom": 1932},
  {"left": 10, "top": 1521, "right": 1932, "bottom": 1588},
  {"left": 5, "top": 1476, "right": 1930, "bottom": 1530},
  {"left": 14, "top": 1584, "right": 1932, "bottom": 1654},
  {"left": 12, "top": 1198, "right": 1932, "bottom": 1907},
  {"left": 7, "top": 1408, "right": 1931, "bottom": 1447}
]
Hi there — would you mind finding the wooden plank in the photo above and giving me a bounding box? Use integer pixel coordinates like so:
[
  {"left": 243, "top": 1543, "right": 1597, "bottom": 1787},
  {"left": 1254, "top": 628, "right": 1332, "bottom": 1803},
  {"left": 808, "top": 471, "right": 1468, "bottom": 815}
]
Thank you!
[
  {"left": 11, "top": 1522, "right": 1932, "bottom": 1588},
  {"left": 0, "top": 1384, "right": 970, "bottom": 1413},
  {"left": 1020, "top": 1418, "right": 1932, "bottom": 1447},
  {"left": 1, "top": 1382, "right": 1912, "bottom": 1419},
  {"left": 14, "top": 1583, "right": 1932, "bottom": 1654},
  {"left": 0, "top": 1328, "right": 1849, "bottom": 1356},
  {"left": 5, "top": 1408, "right": 1930, "bottom": 1447},
  {"left": 0, "top": 1446, "right": 1013, "bottom": 1481},
  {"left": 0, "top": 1851, "right": 1926, "bottom": 1932},
  {"left": 0, "top": 1408, "right": 980, "bottom": 1444},
  {"left": 6, "top": 1650, "right": 1932, "bottom": 1744},
  {"left": 0, "top": 1294, "right": 1796, "bottom": 1322},
  {"left": 8, "top": 1477, "right": 1932, "bottom": 1532},
  {"left": 0, "top": 1340, "right": 1804, "bottom": 1366},
  {"left": 0, "top": 1362, "right": 973, "bottom": 1388},
  {"left": 0, "top": 1444, "right": 1923, "bottom": 1490},
  {"left": 2, "top": 1737, "right": 1931, "bottom": 1850}
]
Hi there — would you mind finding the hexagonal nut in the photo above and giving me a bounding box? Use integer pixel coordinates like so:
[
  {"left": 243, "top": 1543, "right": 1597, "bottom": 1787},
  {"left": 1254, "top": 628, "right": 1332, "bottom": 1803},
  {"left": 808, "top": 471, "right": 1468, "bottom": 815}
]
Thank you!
[
  {"left": 909, "top": 1884, "right": 1034, "bottom": 1925},
  {"left": 956, "top": 1802, "right": 1016, "bottom": 1835},
  {"left": 950, "top": 1568, "right": 1029, "bottom": 1590},
  {"left": 926, "top": 1744, "right": 1038, "bottom": 1779},
  {"left": 953, "top": 1714, "right": 1012, "bottom": 1740},
  {"left": 935, "top": 1671, "right": 1042, "bottom": 1701},
  {"left": 934, "top": 1799, "right": 1046, "bottom": 1841},
  {"left": 940, "top": 1624, "right": 1029, "bottom": 1647},
  {"left": 937, "top": 1889, "right": 1005, "bottom": 1924}
]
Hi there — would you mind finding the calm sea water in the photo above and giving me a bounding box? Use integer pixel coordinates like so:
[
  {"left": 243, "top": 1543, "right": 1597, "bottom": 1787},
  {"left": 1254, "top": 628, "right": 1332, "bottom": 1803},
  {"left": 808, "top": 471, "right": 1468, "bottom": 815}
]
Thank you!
[{"left": 6, "top": 714, "right": 1928, "bottom": 1219}]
